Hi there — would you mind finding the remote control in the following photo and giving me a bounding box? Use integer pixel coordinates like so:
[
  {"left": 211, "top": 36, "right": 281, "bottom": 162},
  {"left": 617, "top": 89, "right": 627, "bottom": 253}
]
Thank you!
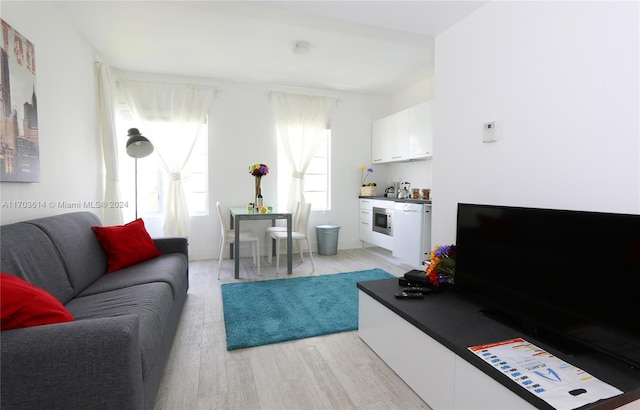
[
  {"left": 403, "top": 287, "right": 431, "bottom": 295},
  {"left": 395, "top": 292, "right": 424, "bottom": 299}
]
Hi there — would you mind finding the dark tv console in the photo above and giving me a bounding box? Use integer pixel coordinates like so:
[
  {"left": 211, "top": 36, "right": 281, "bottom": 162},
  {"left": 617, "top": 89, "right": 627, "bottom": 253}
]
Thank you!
[{"left": 357, "top": 278, "right": 640, "bottom": 410}]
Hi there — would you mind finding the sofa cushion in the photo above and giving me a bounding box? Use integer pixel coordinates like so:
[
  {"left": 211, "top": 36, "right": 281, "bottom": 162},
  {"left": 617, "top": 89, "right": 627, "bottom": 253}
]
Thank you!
[
  {"left": 65, "top": 282, "right": 174, "bottom": 379},
  {"left": 77, "top": 254, "right": 188, "bottom": 300},
  {"left": 0, "top": 223, "right": 75, "bottom": 304},
  {"left": 1, "top": 273, "right": 74, "bottom": 330},
  {"left": 92, "top": 219, "right": 162, "bottom": 273},
  {"left": 27, "top": 212, "right": 109, "bottom": 295}
]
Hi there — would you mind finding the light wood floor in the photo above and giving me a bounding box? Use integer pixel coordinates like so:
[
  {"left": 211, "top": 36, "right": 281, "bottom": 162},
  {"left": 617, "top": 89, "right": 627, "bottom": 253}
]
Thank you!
[{"left": 153, "top": 247, "right": 431, "bottom": 410}]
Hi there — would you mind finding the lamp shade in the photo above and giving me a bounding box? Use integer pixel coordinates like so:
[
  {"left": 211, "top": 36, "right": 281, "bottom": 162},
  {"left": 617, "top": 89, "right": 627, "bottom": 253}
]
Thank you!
[{"left": 126, "top": 128, "right": 154, "bottom": 158}]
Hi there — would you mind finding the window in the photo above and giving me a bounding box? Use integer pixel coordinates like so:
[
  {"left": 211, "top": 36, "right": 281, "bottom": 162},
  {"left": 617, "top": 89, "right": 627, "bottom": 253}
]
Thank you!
[
  {"left": 117, "top": 107, "right": 208, "bottom": 220},
  {"left": 277, "top": 128, "right": 331, "bottom": 211}
]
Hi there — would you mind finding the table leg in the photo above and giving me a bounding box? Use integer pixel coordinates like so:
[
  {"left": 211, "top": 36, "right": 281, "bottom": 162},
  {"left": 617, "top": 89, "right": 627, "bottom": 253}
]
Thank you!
[
  {"left": 287, "top": 214, "right": 292, "bottom": 274},
  {"left": 234, "top": 217, "right": 240, "bottom": 279},
  {"left": 229, "top": 214, "right": 234, "bottom": 259},
  {"left": 271, "top": 219, "right": 277, "bottom": 257}
]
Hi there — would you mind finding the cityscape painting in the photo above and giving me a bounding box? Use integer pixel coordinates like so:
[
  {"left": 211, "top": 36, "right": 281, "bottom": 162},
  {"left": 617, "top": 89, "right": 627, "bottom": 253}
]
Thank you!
[{"left": 1, "top": 18, "right": 39, "bottom": 182}]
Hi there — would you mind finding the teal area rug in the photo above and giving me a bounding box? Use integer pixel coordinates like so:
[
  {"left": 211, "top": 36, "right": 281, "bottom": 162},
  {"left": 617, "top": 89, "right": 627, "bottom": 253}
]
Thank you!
[{"left": 221, "top": 269, "right": 394, "bottom": 350}]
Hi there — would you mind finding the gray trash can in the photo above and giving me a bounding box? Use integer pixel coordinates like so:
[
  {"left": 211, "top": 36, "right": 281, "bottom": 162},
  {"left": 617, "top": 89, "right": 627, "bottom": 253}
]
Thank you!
[{"left": 316, "top": 224, "right": 341, "bottom": 256}]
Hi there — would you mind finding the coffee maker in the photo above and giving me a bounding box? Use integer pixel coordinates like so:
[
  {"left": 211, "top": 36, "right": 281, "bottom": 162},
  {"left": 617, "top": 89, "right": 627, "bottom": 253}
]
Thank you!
[{"left": 385, "top": 182, "right": 401, "bottom": 197}]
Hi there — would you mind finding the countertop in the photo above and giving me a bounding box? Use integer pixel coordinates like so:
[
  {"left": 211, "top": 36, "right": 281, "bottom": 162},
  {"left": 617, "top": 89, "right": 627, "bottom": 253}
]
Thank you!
[{"left": 359, "top": 195, "right": 432, "bottom": 205}]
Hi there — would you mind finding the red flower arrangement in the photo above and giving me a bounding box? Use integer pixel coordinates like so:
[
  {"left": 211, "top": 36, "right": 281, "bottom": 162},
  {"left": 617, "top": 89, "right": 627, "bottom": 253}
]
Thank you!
[{"left": 425, "top": 244, "right": 456, "bottom": 287}]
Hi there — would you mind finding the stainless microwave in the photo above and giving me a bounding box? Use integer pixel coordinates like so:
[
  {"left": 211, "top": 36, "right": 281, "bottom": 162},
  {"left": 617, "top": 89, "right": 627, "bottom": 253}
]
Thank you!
[{"left": 372, "top": 207, "right": 392, "bottom": 236}]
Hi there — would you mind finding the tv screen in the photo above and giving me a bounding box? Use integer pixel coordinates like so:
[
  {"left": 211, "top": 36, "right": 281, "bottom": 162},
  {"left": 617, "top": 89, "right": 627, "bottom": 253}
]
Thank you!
[{"left": 455, "top": 203, "right": 640, "bottom": 368}]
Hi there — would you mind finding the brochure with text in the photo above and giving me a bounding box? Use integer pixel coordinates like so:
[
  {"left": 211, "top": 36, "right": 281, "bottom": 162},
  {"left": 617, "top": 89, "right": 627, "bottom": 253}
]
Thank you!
[{"left": 469, "top": 338, "right": 623, "bottom": 409}]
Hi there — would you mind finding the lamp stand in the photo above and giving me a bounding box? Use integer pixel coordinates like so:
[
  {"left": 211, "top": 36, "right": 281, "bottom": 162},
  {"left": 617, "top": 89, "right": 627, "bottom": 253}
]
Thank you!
[
  {"left": 126, "top": 128, "right": 154, "bottom": 221},
  {"left": 133, "top": 157, "right": 139, "bottom": 220}
]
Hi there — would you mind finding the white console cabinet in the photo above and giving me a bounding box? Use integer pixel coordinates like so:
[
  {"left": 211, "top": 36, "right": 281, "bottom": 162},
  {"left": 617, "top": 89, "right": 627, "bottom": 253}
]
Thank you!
[{"left": 358, "top": 291, "right": 535, "bottom": 410}]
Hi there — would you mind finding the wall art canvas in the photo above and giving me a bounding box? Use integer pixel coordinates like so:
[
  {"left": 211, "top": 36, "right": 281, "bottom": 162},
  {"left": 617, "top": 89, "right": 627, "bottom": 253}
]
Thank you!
[{"left": 0, "top": 18, "right": 39, "bottom": 182}]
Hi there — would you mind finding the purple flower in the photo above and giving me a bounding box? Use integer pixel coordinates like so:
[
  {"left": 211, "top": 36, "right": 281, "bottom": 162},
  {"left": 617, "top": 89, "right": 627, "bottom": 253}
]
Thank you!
[{"left": 435, "top": 245, "right": 451, "bottom": 259}]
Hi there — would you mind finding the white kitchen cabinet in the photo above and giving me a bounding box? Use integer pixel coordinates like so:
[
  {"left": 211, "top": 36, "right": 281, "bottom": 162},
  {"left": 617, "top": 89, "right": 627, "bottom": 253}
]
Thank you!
[
  {"left": 360, "top": 199, "right": 394, "bottom": 250},
  {"left": 370, "top": 199, "right": 394, "bottom": 250},
  {"left": 371, "top": 116, "right": 392, "bottom": 164},
  {"left": 392, "top": 203, "right": 431, "bottom": 267},
  {"left": 409, "top": 100, "right": 433, "bottom": 159},
  {"left": 371, "top": 109, "right": 410, "bottom": 163},
  {"left": 371, "top": 101, "right": 433, "bottom": 163},
  {"left": 359, "top": 199, "right": 373, "bottom": 243},
  {"left": 370, "top": 230, "right": 393, "bottom": 251}
]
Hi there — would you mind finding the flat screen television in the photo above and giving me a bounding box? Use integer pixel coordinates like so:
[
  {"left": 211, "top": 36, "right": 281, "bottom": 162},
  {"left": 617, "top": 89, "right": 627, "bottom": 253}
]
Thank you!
[{"left": 455, "top": 203, "right": 640, "bottom": 369}]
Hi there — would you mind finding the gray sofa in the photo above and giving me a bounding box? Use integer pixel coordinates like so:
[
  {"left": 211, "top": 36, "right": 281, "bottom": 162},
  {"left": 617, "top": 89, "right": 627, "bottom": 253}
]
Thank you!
[{"left": 0, "top": 212, "right": 189, "bottom": 410}]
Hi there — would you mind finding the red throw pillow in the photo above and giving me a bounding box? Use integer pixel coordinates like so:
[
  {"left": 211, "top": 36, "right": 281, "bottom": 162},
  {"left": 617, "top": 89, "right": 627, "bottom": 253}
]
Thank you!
[
  {"left": 1, "top": 273, "right": 74, "bottom": 330},
  {"left": 92, "top": 218, "right": 163, "bottom": 272}
]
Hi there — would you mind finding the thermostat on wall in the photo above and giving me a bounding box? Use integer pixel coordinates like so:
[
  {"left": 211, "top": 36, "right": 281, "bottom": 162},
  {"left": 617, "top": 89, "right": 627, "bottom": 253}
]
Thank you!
[{"left": 483, "top": 121, "right": 498, "bottom": 143}]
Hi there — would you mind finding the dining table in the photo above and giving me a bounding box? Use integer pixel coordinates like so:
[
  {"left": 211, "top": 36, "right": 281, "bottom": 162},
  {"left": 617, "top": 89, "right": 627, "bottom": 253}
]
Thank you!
[{"left": 229, "top": 207, "right": 292, "bottom": 279}]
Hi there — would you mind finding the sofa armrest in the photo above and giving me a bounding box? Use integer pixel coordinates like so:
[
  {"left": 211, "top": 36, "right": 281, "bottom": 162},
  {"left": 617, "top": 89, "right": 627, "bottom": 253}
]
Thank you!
[
  {"left": 153, "top": 237, "right": 188, "bottom": 261},
  {"left": 1, "top": 316, "right": 144, "bottom": 410}
]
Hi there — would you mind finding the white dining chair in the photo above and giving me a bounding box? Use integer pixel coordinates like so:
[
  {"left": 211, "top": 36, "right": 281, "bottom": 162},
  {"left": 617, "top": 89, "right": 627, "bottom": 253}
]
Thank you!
[
  {"left": 216, "top": 201, "right": 260, "bottom": 279},
  {"left": 268, "top": 202, "right": 315, "bottom": 273},
  {"left": 265, "top": 201, "right": 300, "bottom": 259}
]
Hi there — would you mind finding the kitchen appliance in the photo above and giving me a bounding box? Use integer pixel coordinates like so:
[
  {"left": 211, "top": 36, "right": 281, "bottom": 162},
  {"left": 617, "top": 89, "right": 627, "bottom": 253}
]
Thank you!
[
  {"left": 384, "top": 186, "right": 395, "bottom": 197},
  {"left": 392, "top": 203, "right": 431, "bottom": 267},
  {"left": 372, "top": 206, "right": 392, "bottom": 236}
]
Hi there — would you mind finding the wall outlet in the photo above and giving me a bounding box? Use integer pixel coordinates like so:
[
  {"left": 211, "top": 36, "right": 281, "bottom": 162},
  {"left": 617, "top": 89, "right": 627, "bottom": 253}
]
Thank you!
[{"left": 483, "top": 121, "right": 497, "bottom": 143}]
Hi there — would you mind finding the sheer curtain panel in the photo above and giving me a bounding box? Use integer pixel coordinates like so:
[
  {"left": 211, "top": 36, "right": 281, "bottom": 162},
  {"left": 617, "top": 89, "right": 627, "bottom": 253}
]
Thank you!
[
  {"left": 95, "top": 61, "right": 123, "bottom": 225},
  {"left": 117, "top": 79, "right": 215, "bottom": 237},
  {"left": 271, "top": 92, "right": 336, "bottom": 210}
]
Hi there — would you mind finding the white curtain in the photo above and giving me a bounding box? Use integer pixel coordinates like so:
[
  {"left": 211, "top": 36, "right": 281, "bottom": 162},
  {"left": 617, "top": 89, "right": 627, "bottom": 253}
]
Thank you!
[
  {"left": 117, "top": 79, "right": 215, "bottom": 237},
  {"left": 271, "top": 92, "right": 336, "bottom": 209},
  {"left": 95, "top": 61, "right": 123, "bottom": 225}
]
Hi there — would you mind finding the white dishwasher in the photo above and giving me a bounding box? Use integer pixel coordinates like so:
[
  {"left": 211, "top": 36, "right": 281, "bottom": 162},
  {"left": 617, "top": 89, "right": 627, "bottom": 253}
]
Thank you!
[{"left": 392, "top": 202, "right": 432, "bottom": 267}]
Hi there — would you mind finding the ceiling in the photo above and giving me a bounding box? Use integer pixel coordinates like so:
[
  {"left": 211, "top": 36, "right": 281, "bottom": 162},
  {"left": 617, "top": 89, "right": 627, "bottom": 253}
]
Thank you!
[{"left": 53, "top": 1, "right": 487, "bottom": 96}]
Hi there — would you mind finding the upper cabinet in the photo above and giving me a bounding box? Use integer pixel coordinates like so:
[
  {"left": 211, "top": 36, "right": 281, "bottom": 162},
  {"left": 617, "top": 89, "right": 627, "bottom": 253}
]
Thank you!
[
  {"left": 372, "top": 109, "right": 410, "bottom": 163},
  {"left": 409, "top": 101, "right": 433, "bottom": 159},
  {"left": 371, "top": 100, "right": 433, "bottom": 164}
]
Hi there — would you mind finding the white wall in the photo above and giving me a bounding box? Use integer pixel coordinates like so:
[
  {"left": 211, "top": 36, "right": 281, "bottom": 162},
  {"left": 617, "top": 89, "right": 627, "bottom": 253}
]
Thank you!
[
  {"left": 432, "top": 1, "right": 640, "bottom": 244},
  {"left": 0, "top": 2, "right": 102, "bottom": 224}
]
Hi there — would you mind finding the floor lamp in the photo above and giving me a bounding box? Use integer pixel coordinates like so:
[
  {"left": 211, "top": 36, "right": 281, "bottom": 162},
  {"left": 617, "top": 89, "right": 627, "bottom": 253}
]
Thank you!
[{"left": 126, "top": 128, "right": 154, "bottom": 219}]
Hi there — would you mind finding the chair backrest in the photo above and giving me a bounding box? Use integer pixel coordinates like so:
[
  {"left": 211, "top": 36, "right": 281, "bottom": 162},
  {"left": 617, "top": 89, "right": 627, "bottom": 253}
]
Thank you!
[
  {"left": 216, "top": 201, "right": 227, "bottom": 237},
  {"left": 295, "top": 202, "right": 312, "bottom": 235},
  {"left": 290, "top": 201, "right": 301, "bottom": 229}
]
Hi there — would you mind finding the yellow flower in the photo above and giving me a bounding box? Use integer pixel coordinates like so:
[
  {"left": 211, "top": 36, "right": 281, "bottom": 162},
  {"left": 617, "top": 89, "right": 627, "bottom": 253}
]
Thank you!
[{"left": 359, "top": 165, "right": 366, "bottom": 171}]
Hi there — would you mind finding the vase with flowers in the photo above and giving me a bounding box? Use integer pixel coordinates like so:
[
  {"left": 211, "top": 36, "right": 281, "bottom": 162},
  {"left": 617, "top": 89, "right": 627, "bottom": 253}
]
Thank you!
[
  {"left": 249, "top": 163, "right": 269, "bottom": 211},
  {"left": 359, "top": 165, "right": 376, "bottom": 196},
  {"left": 425, "top": 244, "right": 456, "bottom": 288}
]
